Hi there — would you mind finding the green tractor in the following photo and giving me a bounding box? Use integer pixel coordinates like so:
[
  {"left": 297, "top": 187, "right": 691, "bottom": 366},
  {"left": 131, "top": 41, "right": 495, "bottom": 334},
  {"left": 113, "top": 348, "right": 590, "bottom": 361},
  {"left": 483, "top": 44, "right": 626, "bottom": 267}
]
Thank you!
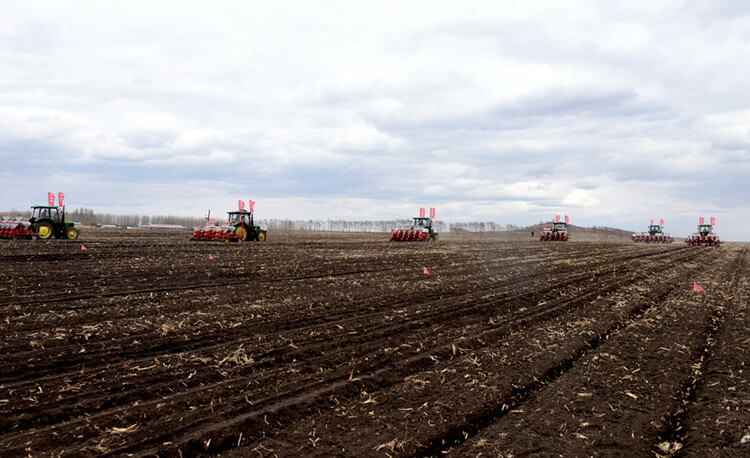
[
  {"left": 227, "top": 209, "right": 267, "bottom": 242},
  {"left": 28, "top": 205, "right": 80, "bottom": 240}
]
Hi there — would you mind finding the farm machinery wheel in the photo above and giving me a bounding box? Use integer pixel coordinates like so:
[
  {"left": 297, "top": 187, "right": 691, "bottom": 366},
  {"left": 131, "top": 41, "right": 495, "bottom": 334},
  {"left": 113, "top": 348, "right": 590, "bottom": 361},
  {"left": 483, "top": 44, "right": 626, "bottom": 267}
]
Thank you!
[
  {"left": 35, "top": 223, "right": 53, "bottom": 239},
  {"left": 234, "top": 226, "right": 248, "bottom": 241},
  {"left": 258, "top": 231, "right": 266, "bottom": 242},
  {"left": 66, "top": 228, "right": 79, "bottom": 240}
]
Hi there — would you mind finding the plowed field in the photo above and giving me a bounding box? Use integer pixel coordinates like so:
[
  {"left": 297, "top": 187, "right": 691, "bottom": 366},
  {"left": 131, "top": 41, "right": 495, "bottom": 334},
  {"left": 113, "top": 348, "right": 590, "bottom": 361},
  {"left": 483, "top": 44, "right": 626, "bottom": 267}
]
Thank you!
[{"left": 1, "top": 230, "right": 748, "bottom": 457}]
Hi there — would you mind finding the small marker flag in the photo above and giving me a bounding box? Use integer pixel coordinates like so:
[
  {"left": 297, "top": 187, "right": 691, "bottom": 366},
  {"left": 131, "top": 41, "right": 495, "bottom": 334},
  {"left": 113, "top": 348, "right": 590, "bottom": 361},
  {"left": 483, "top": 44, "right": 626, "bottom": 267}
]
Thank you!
[
  {"left": 699, "top": 217, "right": 705, "bottom": 225},
  {"left": 48, "top": 192, "right": 55, "bottom": 206},
  {"left": 693, "top": 282, "right": 703, "bottom": 292},
  {"left": 423, "top": 267, "right": 430, "bottom": 275},
  {"left": 565, "top": 215, "right": 569, "bottom": 224},
  {"left": 58, "top": 192, "right": 65, "bottom": 207},
  {"left": 556, "top": 215, "right": 560, "bottom": 223},
  {"left": 420, "top": 207, "right": 425, "bottom": 217},
  {"left": 710, "top": 217, "right": 715, "bottom": 226},
  {"left": 650, "top": 219, "right": 654, "bottom": 225},
  {"left": 660, "top": 219, "right": 664, "bottom": 226},
  {"left": 238, "top": 200, "right": 245, "bottom": 211},
  {"left": 430, "top": 207, "right": 435, "bottom": 218},
  {"left": 248, "top": 200, "right": 255, "bottom": 212},
  {"left": 81, "top": 245, "right": 87, "bottom": 251}
]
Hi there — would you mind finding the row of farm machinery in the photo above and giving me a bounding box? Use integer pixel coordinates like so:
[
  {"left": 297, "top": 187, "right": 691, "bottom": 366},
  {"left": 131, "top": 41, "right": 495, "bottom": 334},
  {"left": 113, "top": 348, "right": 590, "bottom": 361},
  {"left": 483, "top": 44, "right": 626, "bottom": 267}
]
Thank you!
[{"left": 1, "top": 195, "right": 727, "bottom": 247}]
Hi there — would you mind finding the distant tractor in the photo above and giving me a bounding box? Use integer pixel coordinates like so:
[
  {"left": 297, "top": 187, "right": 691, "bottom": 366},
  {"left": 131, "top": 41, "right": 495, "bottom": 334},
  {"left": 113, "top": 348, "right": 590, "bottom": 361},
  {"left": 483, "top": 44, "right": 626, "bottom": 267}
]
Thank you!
[
  {"left": 392, "top": 208, "right": 438, "bottom": 242},
  {"left": 191, "top": 209, "right": 267, "bottom": 242},
  {"left": 540, "top": 215, "right": 570, "bottom": 241},
  {"left": 685, "top": 217, "right": 723, "bottom": 246},
  {"left": 632, "top": 220, "right": 674, "bottom": 244},
  {"left": 29, "top": 205, "right": 80, "bottom": 240}
]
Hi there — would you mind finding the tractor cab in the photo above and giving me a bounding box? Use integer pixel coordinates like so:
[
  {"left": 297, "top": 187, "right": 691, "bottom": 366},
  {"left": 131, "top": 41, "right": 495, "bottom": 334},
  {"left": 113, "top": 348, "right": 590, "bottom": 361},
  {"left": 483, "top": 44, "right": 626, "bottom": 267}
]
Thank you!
[
  {"left": 648, "top": 224, "right": 663, "bottom": 236},
  {"left": 411, "top": 217, "right": 432, "bottom": 230},
  {"left": 553, "top": 222, "right": 567, "bottom": 232},
  {"left": 227, "top": 209, "right": 254, "bottom": 226},
  {"left": 30, "top": 206, "right": 59, "bottom": 223},
  {"left": 699, "top": 224, "right": 712, "bottom": 237}
]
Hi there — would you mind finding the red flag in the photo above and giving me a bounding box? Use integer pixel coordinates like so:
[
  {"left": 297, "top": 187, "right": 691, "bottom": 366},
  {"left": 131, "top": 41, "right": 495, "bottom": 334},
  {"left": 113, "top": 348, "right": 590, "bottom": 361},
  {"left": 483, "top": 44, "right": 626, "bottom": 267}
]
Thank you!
[
  {"left": 660, "top": 219, "right": 664, "bottom": 226},
  {"left": 555, "top": 215, "right": 560, "bottom": 223},
  {"left": 650, "top": 219, "right": 654, "bottom": 225},
  {"left": 429, "top": 207, "right": 435, "bottom": 219},
  {"left": 248, "top": 200, "right": 255, "bottom": 212},
  {"left": 423, "top": 267, "right": 430, "bottom": 275},
  {"left": 710, "top": 217, "right": 715, "bottom": 226},
  {"left": 58, "top": 192, "right": 65, "bottom": 207},
  {"left": 420, "top": 207, "right": 425, "bottom": 217},
  {"left": 565, "top": 215, "right": 569, "bottom": 224},
  {"left": 693, "top": 282, "right": 703, "bottom": 292},
  {"left": 47, "top": 192, "right": 55, "bottom": 206},
  {"left": 238, "top": 200, "right": 245, "bottom": 211},
  {"left": 699, "top": 217, "right": 705, "bottom": 225},
  {"left": 81, "top": 245, "right": 87, "bottom": 251}
]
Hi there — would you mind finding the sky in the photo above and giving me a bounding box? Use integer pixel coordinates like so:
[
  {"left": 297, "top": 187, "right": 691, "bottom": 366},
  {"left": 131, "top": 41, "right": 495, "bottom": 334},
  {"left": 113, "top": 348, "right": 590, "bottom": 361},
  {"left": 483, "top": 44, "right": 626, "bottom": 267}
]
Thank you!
[{"left": 1, "top": 0, "right": 749, "bottom": 240}]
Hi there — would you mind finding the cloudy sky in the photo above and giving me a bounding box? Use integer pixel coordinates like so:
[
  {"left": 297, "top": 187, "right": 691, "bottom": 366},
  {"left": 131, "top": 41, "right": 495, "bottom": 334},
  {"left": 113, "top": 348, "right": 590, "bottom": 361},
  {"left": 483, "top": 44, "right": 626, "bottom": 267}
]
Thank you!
[{"left": 2, "top": 1, "right": 749, "bottom": 239}]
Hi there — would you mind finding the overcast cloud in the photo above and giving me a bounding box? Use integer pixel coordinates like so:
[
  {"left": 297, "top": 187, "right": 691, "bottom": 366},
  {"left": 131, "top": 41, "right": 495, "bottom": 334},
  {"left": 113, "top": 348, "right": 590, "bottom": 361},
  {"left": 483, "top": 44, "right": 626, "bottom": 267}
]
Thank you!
[{"left": 1, "top": 0, "right": 749, "bottom": 239}]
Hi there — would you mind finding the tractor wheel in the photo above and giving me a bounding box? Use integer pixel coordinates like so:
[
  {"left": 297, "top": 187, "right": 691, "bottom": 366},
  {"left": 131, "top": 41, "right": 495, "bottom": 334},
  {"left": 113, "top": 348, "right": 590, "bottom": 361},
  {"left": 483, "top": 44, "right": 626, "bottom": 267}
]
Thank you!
[
  {"left": 432, "top": 233, "right": 439, "bottom": 241},
  {"left": 66, "top": 228, "right": 79, "bottom": 240},
  {"left": 35, "top": 222, "right": 53, "bottom": 239},
  {"left": 234, "top": 225, "right": 248, "bottom": 241},
  {"left": 258, "top": 231, "right": 266, "bottom": 242}
]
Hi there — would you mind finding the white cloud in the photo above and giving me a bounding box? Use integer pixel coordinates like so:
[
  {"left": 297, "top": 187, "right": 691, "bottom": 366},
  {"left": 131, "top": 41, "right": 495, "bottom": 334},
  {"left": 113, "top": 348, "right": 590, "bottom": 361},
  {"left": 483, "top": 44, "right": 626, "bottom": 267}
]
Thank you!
[{"left": 1, "top": 0, "right": 749, "bottom": 240}]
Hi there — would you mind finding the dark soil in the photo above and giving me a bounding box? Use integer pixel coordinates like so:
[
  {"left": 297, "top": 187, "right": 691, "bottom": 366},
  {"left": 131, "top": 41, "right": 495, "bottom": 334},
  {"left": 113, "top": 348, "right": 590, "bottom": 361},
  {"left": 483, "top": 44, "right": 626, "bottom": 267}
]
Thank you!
[{"left": 0, "top": 229, "right": 746, "bottom": 457}]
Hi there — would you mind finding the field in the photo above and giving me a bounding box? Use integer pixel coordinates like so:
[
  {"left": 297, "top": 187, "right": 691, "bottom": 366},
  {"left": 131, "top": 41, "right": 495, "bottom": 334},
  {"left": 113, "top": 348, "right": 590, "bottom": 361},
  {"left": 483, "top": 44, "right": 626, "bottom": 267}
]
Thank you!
[{"left": 1, "top": 229, "right": 748, "bottom": 457}]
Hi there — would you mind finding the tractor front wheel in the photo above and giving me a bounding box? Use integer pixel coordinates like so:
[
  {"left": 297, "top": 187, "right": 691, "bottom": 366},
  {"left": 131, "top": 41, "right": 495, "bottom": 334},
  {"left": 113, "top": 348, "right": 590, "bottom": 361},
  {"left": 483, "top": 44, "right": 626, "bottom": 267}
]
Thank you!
[
  {"left": 257, "top": 231, "right": 266, "bottom": 242},
  {"left": 66, "top": 228, "right": 79, "bottom": 240},
  {"left": 35, "top": 223, "right": 53, "bottom": 239}
]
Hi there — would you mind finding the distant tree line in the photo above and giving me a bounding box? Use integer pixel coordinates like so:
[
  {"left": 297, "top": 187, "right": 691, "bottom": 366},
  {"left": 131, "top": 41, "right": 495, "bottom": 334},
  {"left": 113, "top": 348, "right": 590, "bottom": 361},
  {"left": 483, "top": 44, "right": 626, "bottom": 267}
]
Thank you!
[{"left": 1, "top": 207, "right": 525, "bottom": 233}]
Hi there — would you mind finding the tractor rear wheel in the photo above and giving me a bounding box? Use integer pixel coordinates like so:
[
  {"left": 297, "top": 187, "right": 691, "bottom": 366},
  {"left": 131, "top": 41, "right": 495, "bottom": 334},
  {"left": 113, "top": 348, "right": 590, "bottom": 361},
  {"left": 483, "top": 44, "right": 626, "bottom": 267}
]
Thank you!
[
  {"left": 66, "top": 228, "right": 79, "bottom": 240},
  {"left": 234, "top": 225, "right": 248, "bottom": 241},
  {"left": 36, "top": 222, "right": 53, "bottom": 239}
]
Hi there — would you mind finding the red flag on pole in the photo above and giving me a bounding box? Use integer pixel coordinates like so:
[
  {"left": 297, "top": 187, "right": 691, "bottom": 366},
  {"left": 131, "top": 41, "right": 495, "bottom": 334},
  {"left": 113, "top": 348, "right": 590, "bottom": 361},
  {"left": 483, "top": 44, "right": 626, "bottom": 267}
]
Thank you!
[
  {"left": 565, "top": 215, "right": 569, "bottom": 224},
  {"left": 423, "top": 267, "right": 430, "bottom": 275},
  {"left": 555, "top": 215, "right": 560, "bottom": 223},
  {"left": 693, "top": 282, "right": 703, "bottom": 292},
  {"left": 248, "top": 200, "right": 255, "bottom": 212},
  {"left": 660, "top": 219, "right": 664, "bottom": 226},
  {"left": 429, "top": 208, "right": 435, "bottom": 219},
  {"left": 650, "top": 219, "right": 654, "bottom": 225},
  {"left": 58, "top": 192, "right": 65, "bottom": 207},
  {"left": 699, "top": 217, "right": 705, "bottom": 225},
  {"left": 238, "top": 200, "right": 245, "bottom": 211},
  {"left": 710, "top": 217, "right": 715, "bottom": 226},
  {"left": 48, "top": 192, "right": 55, "bottom": 206},
  {"left": 419, "top": 207, "right": 425, "bottom": 217}
]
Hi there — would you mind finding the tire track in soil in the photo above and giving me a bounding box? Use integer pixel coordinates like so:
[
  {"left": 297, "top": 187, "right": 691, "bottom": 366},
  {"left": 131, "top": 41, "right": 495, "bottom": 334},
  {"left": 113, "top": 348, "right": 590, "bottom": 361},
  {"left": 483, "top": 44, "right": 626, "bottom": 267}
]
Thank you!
[
  {"left": 63, "top": 249, "right": 707, "bottom": 456},
  {"left": 0, "top": 245, "right": 686, "bottom": 404},
  {"left": 226, "top": 248, "right": 721, "bottom": 457},
  {"left": 656, "top": 247, "right": 748, "bottom": 456},
  {"left": 0, "top": 240, "right": 700, "bottom": 454},
  {"left": 0, "top": 245, "right": 680, "bottom": 389},
  {"left": 1, "top": 245, "right": 684, "bottom": 443},
  {"left": 436, "top": 248, "right": 741, "bottom": 457}
]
